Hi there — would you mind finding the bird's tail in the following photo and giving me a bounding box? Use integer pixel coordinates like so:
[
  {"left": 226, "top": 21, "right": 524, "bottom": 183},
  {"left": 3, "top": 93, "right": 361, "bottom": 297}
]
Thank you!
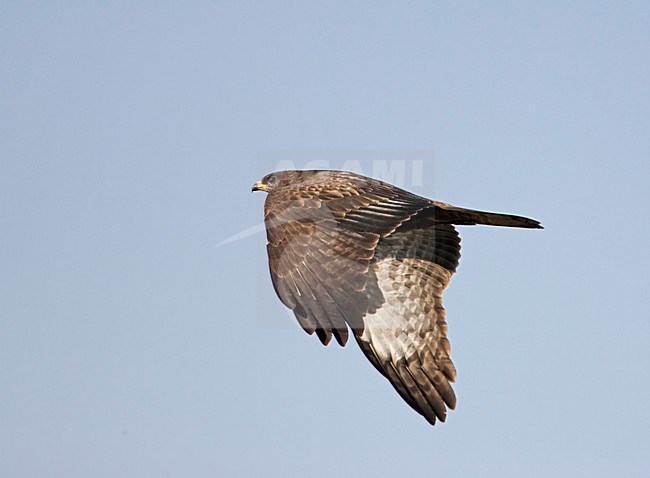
[{"left": 433, "top": 203, "right": 543, "bottom": 229}]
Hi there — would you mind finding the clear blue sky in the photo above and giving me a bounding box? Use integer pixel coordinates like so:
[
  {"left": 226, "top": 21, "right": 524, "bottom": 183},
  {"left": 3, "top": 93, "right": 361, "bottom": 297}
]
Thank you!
[{"left": 1, "top": 2, "right": 649, "bottom": 477}]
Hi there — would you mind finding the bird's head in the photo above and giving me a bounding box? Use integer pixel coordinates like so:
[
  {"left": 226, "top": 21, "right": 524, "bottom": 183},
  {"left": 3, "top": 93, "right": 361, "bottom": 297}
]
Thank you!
[{"left": 252, "top": 170, "right": 310, "bottom": 193}]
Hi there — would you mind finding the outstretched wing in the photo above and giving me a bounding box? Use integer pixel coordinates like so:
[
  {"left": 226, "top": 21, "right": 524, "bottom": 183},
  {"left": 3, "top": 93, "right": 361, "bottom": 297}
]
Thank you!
[
  {"left": 264, "top": 173, "right": 433, "bottom": 346},
  {"left": 356, "top": 223, "right": 461, "bottom": 425}
]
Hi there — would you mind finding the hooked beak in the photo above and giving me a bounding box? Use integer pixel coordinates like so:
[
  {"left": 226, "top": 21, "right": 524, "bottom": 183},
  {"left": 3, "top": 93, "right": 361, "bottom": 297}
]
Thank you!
[{"left": 251, "top": 180, "right": 266, "bottom": 192}]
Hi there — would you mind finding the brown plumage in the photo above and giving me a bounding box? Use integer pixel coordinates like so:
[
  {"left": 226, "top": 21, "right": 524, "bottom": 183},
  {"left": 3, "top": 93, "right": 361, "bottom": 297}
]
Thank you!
[{"left": 252, "top": 170, "right": 542, "bottom": 425}]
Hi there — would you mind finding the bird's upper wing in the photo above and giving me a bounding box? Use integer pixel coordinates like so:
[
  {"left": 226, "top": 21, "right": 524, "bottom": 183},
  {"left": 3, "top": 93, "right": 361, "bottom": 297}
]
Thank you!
[
  {"left": 263, "top": 175, "right": 433, "bottom": 346},
  {"left": 355, "top": 222, "right": 461, "bottom": 425}
]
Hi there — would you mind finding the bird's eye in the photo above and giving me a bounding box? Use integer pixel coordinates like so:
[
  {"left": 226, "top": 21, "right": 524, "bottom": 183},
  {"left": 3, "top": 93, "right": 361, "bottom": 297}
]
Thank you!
[{"left": 266, "top": 175, "right": 277, "bottom": 185}]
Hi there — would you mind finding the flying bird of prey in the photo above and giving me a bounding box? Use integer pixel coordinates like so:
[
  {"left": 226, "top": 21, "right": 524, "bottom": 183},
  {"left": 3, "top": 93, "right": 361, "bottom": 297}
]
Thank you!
[{"left": 252, "top": 170, "right": 542, "bottom": 425}]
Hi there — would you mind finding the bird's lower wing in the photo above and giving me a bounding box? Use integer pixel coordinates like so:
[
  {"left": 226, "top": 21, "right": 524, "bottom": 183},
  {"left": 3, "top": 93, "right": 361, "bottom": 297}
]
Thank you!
[{"left": 355, "top": 225, "right": 460, "bottom": 425}]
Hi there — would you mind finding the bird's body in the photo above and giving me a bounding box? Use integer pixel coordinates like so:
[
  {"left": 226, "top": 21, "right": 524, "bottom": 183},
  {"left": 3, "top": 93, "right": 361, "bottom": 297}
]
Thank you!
[{"left": 253, "top": 169, "right": 541, "bottom": 425}]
